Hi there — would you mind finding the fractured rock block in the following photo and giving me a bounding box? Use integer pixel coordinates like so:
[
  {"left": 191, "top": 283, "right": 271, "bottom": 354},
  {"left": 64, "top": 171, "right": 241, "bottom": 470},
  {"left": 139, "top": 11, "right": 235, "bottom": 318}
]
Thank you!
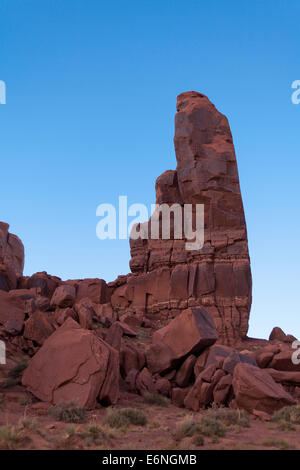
[{"left": 22, "top": 317, "right": 119, "bottom": 409}]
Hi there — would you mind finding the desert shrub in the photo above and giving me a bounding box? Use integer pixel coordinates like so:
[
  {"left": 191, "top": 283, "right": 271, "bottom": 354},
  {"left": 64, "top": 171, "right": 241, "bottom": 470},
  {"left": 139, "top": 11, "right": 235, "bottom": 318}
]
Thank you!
[
  {"left": 262, "top": 438, "right": 290, "bottom": 450},
  {"left": 143, "top": 392, "right": 169, "bottom": 407},
  {"left": 103, "top": 408, "right": 147, "bottom": 428},
  {"left": 79, "top": 424, "right": 107, "bottom": 447},
  {"left": 207, "top": 407, "right": 250, "bottom": 428},
  {"left": 8, "top": 356, "right": 29, "bottom": 379},
  {"left": 192, "top": 434, "right": 204, "bottom": 446},
  {"left": 18, "top": 396, "right": 33, "bottom": 406},
  {"left": 65, "top": 425, "right": 76, "bottom": 438},
  {"left": 18, "top": 417, "right": 37, "bottom": 431},
  {"left": 0, "top": 425, "right": 23, "bottom": 450},
  {"left": 197, "top": 415, "right": 226, "bottom": 438},
  {"left": 172, "top": 416, "right": 196, "bottom": 442},
  {"left": 1, "top": 377, "right": 19, "bottom": 389},
  {"left": 272, "top": 405, "right": 300, "bottom": 425},
  {"left": 277, "top": 421, "right": 296, "bottom": 432},
  {"left": 47, "top": 402, "right": 87, "bottom": 423},
  {"left": 173, "top": 414, "right": 226, "bottom": 442}
]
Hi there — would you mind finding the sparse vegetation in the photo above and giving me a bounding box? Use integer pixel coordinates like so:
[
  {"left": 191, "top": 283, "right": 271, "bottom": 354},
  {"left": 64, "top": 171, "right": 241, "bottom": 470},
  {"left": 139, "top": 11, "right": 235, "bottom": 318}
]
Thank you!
[
  {"left": 192, "top": 434, "right": 204, "bottom": 446},
  {"left": 79, "top": 424, "right": 107, "bottom": 447},
  {"left": 262, "top": 438, "right": 290, "bottom": 450},
  {"left": 172, "top": 416, "right": 196, "bottom": 442},
  {"left": 1, "top": 377, "right": 19, "bottom": 389},
  {"left": 0, "top": 425, "right": 23, "bottom": 450},
  {"left": 271, "top": 405, "right": 300, "bottom": 426},
  {"left": 137, "top": 330, "right": 148, "bottom": 339},
  {"left": 206, "top": 407, "right": 250, "bottom": 428},
  {"left": 0, "top": 356, "right": 29, "bottom": 390},
  {"left": 103, "top": 408, "right": 147, "bottom": 428},
  {"left": 7, "top": 356, "right": 29, "bottom": 379},
  {"left": 173, "top": 413, "right": 226, "bottom": 443},
  {"left": 18, "top": 395, "right": 33, "bottom": 406},
  {"left": 19, "top": 417, "right": 37, "bottom": 431},
  {"left": 143, "top": 392, "right": 169, "bottom": 407},
  {"left": 47, "top": 402, "right": 87, "bottom": 423},
  {"left": 196, "top": 415, "right": 226, "bottom": 438}
]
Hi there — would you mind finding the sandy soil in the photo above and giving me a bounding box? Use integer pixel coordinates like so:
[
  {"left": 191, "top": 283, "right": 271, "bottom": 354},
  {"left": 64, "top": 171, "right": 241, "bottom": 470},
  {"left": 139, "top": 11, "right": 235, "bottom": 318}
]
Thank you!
[{"left": 0, "top": 385, "right": 299, "bottom": 451}]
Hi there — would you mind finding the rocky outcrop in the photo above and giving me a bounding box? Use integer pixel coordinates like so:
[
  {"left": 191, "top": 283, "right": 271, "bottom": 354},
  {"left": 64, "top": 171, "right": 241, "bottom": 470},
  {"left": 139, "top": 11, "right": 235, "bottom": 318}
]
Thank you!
[
  {"left": 152, "top": 307, "right": 218, "bottom": 361},
  {"left": 110, "top": 92, "right": 252, "bottom": 345},
  {"left": 0, "top": 222, "right": 24, "bottom": 291},
  {"left": 1, "top": 93, "right": 299, "bottom": 420},
  {"left": 232, "top": 363, "right": 296, "bottom": 415},
  {"left": 22, "top": 318, "right": 119, "bottom": 409}
]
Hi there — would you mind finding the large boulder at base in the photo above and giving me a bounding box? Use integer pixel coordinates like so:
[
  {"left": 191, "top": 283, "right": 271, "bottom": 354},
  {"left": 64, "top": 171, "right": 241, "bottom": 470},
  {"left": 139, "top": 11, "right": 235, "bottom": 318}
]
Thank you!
[
  {"left": 232, "top": 363, "right": 296, "bottom": 415},
  {"left": 153, "top": 307, "right": 217, "bottom": 362},
  {"left": 22, "top": 317, "right": 119, "bottom": 409},
  {"left": 0, "top": 222, "right": 24, "bottom": 291}
]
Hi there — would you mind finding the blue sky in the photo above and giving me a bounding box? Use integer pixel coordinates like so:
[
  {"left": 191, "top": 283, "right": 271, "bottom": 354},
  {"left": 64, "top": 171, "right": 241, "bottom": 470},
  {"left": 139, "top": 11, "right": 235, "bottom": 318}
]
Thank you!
[{"left": 0, "top": 0, "right": 299, "bottom": 339}]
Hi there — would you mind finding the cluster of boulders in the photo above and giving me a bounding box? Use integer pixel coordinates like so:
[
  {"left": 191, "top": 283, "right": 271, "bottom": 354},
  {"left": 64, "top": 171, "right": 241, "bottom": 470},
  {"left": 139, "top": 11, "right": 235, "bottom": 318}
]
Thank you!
[
  {"left": 117, "top": 308, "right": 299, "bottom": 417},
  {"left": 1, "top": 92, "right": 299, "bottom": 418},
  {"left": 1, "top": 269, "right": 299, "bottom": 415}
]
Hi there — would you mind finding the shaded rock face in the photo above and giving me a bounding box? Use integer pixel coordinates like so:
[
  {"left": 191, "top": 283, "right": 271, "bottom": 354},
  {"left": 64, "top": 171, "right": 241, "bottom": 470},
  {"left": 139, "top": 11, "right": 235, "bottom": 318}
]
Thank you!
[
  {"left": 22, "top": 318, "right": 119, "bottom": 409},
  {"left": 0, "top": 222, "right": 24, "bottom": 291},
  {"left": 111, "top": 92, "right": 252, "bottom": 344}
]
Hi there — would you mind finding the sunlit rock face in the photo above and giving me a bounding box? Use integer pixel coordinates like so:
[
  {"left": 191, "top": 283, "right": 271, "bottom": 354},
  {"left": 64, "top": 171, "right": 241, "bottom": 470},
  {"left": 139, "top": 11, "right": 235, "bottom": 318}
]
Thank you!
[{"left": 112, "top": 92, "right": 252, "bottom": 345}]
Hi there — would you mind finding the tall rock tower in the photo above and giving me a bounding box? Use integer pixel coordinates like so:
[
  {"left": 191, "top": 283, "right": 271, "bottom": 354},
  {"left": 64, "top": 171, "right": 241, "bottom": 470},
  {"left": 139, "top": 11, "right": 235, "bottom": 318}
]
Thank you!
[{"left": 111, "top": 92, "right": 252, "bottom": 345}]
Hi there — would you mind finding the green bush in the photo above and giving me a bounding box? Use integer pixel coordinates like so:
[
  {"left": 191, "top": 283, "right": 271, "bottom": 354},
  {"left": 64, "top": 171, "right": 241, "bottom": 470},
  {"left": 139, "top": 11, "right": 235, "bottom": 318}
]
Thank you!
[
  {"left": 262, "top": 438, "right": 290, "bottom": 450},
  {"left": 272, "top": 405, "right": 300, "bottom": 425},
  {"left": 79, "top": 424, "right": 107, "bottom": 447},
  {"left": 197, "top": 415, "right": 226, "bottom": 438},
  {"left": 207, "top": 407, "right": 250, "bottom": 428},
  {"left": 103, "top": 408, "right": 147, "bottom": 428},
  {"left": 173, "top": 414, "right": 226, "bottom": 443},
  {"left": 143, "top": 392, "right": 169, "bottom": 407},
  {"left": 47, "top": 402, "right": 87, "bottom": 423},
  {"left": 0, "top": 425, "right": 23, "bottom": 450}
]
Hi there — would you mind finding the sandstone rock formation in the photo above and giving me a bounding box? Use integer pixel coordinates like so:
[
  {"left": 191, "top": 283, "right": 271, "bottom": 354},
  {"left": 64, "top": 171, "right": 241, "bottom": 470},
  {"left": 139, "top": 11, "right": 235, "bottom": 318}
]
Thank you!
[
  {"left": 22, "top": 318, "right": 119, "bottom": 409},
  {"left": 1, "top": 93, "right": 299, "bottom": 421},
  {"left": 110, "top": 92, "right": 252, "bottom": 345},
  {"left": 0, "top": 222, "right": 24, "bottom": 291},
  {"left": 152, "top": 307, "right": 218, "bottom": 362},
  {"left": 232, "top": 363, "right": 296, "bottom": 415}
]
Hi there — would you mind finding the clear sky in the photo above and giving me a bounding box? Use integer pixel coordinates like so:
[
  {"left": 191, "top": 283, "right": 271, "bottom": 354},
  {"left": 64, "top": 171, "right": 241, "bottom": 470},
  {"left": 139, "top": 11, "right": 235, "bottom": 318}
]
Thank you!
[{"left": 1, "top": 0, "right": 299, "bottom": 340}]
